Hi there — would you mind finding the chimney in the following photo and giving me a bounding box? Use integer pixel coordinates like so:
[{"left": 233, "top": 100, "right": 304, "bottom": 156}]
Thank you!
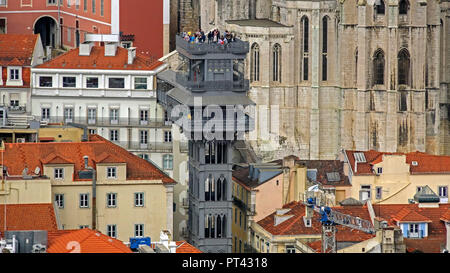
[
  {"left": 128, "top": 47, "right": 136, "bottom": 65},
  {"left": 79, "top": 42, "right": 93, "bottom": 56},
  {"left": 104, "top": 42, "right": 118, "bottom": 56}
]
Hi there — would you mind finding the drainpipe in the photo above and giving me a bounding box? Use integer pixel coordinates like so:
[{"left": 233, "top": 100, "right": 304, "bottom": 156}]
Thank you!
[{"left": 84, "top": 156, "right": 97, "bottom": 230}]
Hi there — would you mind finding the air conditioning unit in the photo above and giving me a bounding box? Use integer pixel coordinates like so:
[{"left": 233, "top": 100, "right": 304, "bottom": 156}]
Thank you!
[{"left": 17, "top": 138, "right": 26, "bottom": 143}]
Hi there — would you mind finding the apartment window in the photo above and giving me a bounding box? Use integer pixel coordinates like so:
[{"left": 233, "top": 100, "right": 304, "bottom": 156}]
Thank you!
[
  {"left": 140, "top": 130, "right": 148, "bottom": 144},
  {"left": 79, "top": 225, "right": 89, "bottom": 229},
  {"left": 107, "top": 193, "right": 117, "bottom": 207},
  {"left": 55, "top": 194, "right": 64, "bottom": 208},
  {"left": 110, "top": 129, "right": 119, "bottom": 142},
  {"left": 87, "top": 108, "right": 97, "bottom": 124},
  {"left": 409, "top": 223, "right": 419, "bottom": 238},
  {"left": 48, "top": 0, "right": 57, "bottom": 4},
  {"left": 108, "top": 78, "right": 125, "bottom": 89},
  {"left": 272, "top": 44, "right": 281, "bottom": 82},
  {"left": 107, "top": 224, "right": 116, "bottom": 238},
  {"left": 80, "top": 193, "right": 89, "bottom": 208},
  {"left": 134, "top": 192, "right": 144, "bottom": 207},
  {"left": 417, "top": 186, "right": 424, "bottom": 193},
  {"left": 39, "top": 76, "right": 53, "bottom": 87},
  {"left": 84, "top": 0, "right": 87, "bottom": 11},
  {"left": 65, "top": 77, "right": 77, "bottom": 89},
  {"left": 234, "top": 208, "right": 237, "bottom": 223},
  {"left": 92, "top": 0, "right": 96, "bottom": 13},
  {"left": 286, "top": 245, "right": 295, "bottom": 253},
  {"left": 140, "top": 110, "right": 148, "bottom": 123},
  {"left": 163, "top": 154, "right": 173, "bottom": 170},
  {"left": 67, "top": 0, "right": 71, "bottom": 7},
  {"left": 360, "top": 185, "right": 371, "bottom": 201},
  {"left": 107, "top": 167, "right": 117, "bottom": 179},
  {"left": 164, "top": 131, "right": 172, "bottom": 143},
  {"left": 54, "top": 168, "right": 64, "bottom": 179},
  {"left": 399, "top": 92, "right": 407, "bottom": 111},
  {"left": 42, "top": 108, "right": 51, "bottom": 120},
  {"left": 139, "top": 154, "right": 149, "bottom": 161},
  {"left": 64, "top": 108, "right": 74, "bottom": 122},
  {"left": 9, "top": 68, "right": 19, "bottom": 80},
  {"left": 135, "top": 77, "right": 147, "bottom": 90},
  {"left": 438, "top": 186, "right": 448, "bottom": 198},
  {"left": 0, "top": 0, "right": 6, "bottom": 6},
  {"left": 373, "top": 49, "right": 385, "bottom": 86},
  {"left": 110, "top": 109, "right": 119, "bottom": 124},
  {"left": 100, "top": 0, "right": 104, "bottom": 16},
  {"left": 376, "top": 187, "right": 382, "bottom": 200},
  {"left": 250, "top": 43, "right": 260, "bottom": 82},
  {"left": 86, "top": 77, "right": 98, "bottom": 88},
  {"left": 134, "top": 224, "right": 144, "bottom": 237},
  {"left": 239, "top": 211, "right": 242, "bottom": 227},
  {"left": 75, "top": 0, "right": 80, "bottom": 9},
  {"left": 88, "top": 129, "right": 96, "bottom": 135},
  {"left": 377, "top": 167, "right": 383, "bottom": 174},
  {"left": 0, "top": 18, "right": 6, "bottom": 34}
]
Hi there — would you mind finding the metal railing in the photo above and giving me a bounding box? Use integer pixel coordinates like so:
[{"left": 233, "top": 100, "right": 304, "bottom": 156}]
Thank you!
[
  {"left": 38, "top": 116, "right": 171, "bottom": 128},
  {"left": 175, "top": 73, "right": 249, "bottom": 92},
  {"left": 176, "top": 35, "right": 249, "bottom": 55}
]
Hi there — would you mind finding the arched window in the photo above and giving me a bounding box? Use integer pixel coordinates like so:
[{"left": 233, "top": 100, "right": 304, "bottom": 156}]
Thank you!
[
  {"left": 398, "top": 49, "right": 410, "bottom": 85},
  {"left": 251, "top": 43, "right": 260, "bottom": 82},
  {"left": 217, "top": 176, "right": 226, "bottom": 201},
  {"left": 205, "top": 174, "right": 213, "bottom": 201},
  {"left": 322, "top": 16, "right": 329, "bottom": 81},
  {"left": 399, "top": 0, "right": 409, "bottom": 15},
  {"left": 205, "top": 214, "right": 210, "bottom": 238},
  {"left": 272, "top": 44, "right": 281, "bottom": 82},
  {"left": 375, "top": 0, "right": 385, "bottom": 15},
  {"left": 217, "top": 215, "right": 222, "bottom": 238},
  {"left": 373, "top": 49, "right": 385, "bottom": 85},
  {"left": 210, "top": 215, "right": 216, "bottom": 238},
  {"left": 222, "top": 215, "right": 227, "bottom": 236},
  {"left": 301, "top": 16, "right": 309, "bottom": 81},
  {"left": 355, "top": 48, "right": 358, "bottom": 86}
]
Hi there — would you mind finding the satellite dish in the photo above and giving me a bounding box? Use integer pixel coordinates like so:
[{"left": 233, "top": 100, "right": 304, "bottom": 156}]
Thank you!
[{"left": 35, "top": 167, "right": 41, "bottom": 175}]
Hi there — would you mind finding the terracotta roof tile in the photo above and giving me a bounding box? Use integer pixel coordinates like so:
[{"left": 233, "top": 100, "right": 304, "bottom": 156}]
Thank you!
[
  {"left": 175, "top": 241, "right": 203, "bottom": 253},
  {"left": 0, "top": 34, "right": 38, "bottom": 67},
  {"left": 392, "top": 207, "right": 432, "bottom": 223},
  {"left": 36, "top": 46, "right": 163, "bottom": 71},
  {"left": 0, "top": 203, "right": 58, "bottom": 233},
  {"left": 346, "top": 150, "right": 450, "bottom": 175},
  {"left": 1, "top": 134, "right": 175, "bottom": 183},
  {"left": 47, "top": 228, "right": 132, "bottom": 253}
]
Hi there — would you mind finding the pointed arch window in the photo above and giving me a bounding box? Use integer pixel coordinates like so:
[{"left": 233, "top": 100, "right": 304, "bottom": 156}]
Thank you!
[
  {"left": 373, "top": 49, "right": 385, "bottom": 86},
  {"left": 398, "top": 49, "right": 410, "bottom": 86},
  {"left": 322, "top": 16, "right": 329, "bottom": 81},
  {"left": 375, "top": 0, "right": 385, "bottom": 15},
  {"left": 217, "top": 215, "right": 223, "bottom": 238},
  {"left": 301, "top": 16, "right": 309, "bottom": 81},
  {"left": 205, "top": 214, "right": 211, "bottom": 238},
  {"left": 205, "top": 174, "right": 214, "bottom": 201},
  {"left": 272, "top": 44, "right": 281, "bottom": 82},
  {"left": 399, "top": 0, "right": 409, "bottom": 15},
  {"left": 251, "top": 43, "right": 260, "bottom": 82}
]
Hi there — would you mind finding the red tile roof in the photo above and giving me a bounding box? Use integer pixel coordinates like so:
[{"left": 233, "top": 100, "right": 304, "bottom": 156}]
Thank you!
[
  {"left": 0, "top": 34, "right": 39, "bottom": 67},
  {"left": 36, "top": 46, "right": 163, "bottom": 71},
  {"left": 441, "top": 209, "right": 450, "bottom": 222},
  {"left": 256, "top": 202, "right": 374, "bottom": 242},
  {"left": 345, "top": 150, "right": 450, "bottom": 175},
  {"left": 392, "top": 207, "right": 432, "bottom": 223},
  {"left": 47, "top": 228, "right": 132, "bottom": 253},
  {"left": 175, "top": 241, "right": 203, "bottom": 253},
  {"left": 1, "top": 134, "right": 175, "bottom": 183},
  {"left": 257, "top": 201, "right": 450, "bottom": 253},
  {"left": 0, "top": 203, "right": 58, "bottom": 234}
]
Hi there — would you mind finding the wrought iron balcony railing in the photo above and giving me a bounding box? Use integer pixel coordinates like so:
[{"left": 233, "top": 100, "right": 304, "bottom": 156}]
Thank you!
[{"left": 176, "top": 35, "right": 249, "bottom": 55}]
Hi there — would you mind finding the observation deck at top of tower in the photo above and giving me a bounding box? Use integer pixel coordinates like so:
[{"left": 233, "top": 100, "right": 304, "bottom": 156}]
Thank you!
[{"left": 175, "top": 34, "right": 249, "bottom": 57}]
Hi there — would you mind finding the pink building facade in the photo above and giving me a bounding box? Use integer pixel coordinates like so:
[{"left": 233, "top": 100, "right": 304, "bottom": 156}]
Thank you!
[{"left": 0, "top": 0, "right": 168, "bottom": 58}]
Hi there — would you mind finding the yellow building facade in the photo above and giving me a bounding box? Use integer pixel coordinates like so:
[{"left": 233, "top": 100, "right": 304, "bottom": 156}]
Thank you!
[{"left": 0, "top": 135, "right": 176, "bottom": 243}]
